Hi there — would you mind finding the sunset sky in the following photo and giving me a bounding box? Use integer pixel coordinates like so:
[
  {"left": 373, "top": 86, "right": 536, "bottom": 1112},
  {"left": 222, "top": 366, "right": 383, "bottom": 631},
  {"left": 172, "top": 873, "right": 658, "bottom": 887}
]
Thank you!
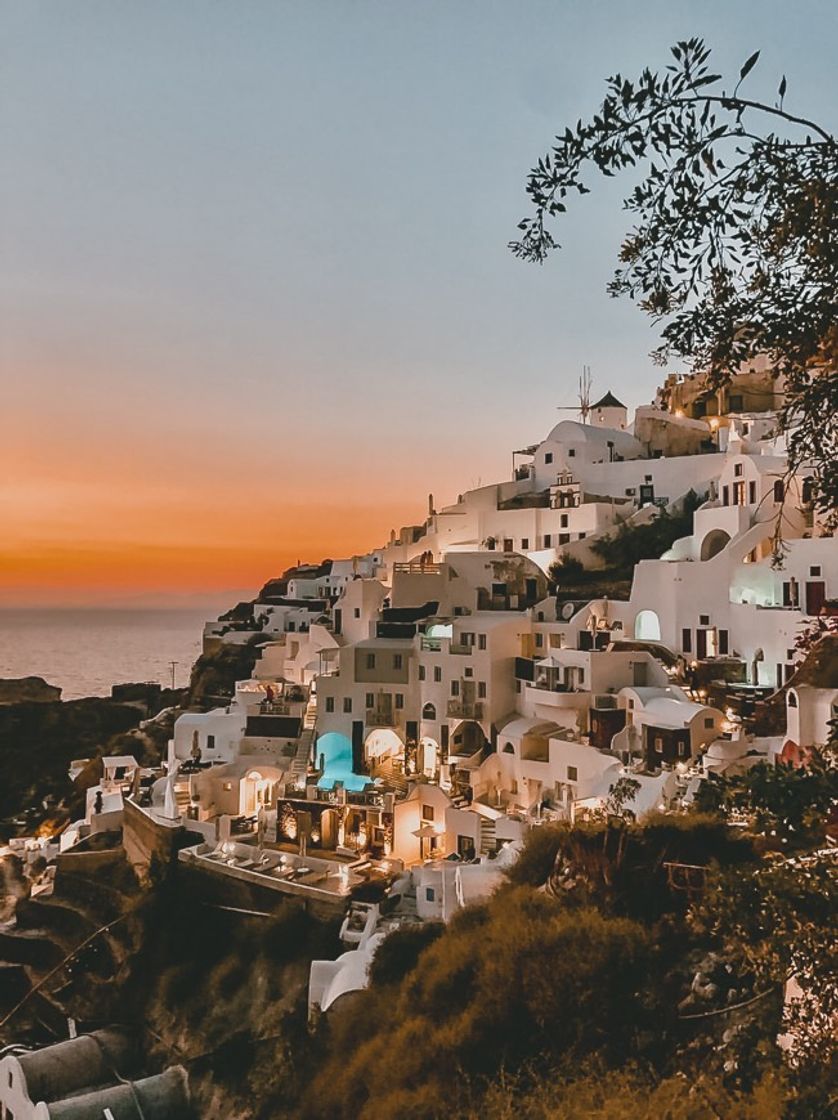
[{"left": 2, "top": 0, "right": 835, "bottom": 607}]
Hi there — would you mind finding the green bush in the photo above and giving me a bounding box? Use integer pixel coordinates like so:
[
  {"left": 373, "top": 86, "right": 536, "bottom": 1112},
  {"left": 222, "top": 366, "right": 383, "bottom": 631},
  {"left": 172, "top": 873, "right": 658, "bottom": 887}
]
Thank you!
[{"left": 369, "top": 922, "right": 445, "bottom": 987}]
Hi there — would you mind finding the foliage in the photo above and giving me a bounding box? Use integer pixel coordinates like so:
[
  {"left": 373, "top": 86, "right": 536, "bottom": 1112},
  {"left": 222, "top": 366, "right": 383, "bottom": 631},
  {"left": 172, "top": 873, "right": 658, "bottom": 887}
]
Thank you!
[
  {"left": 303, "top": 891, "right": 663, "bottom": 1120},
  {"left": 506, "top": 814, "right": 756, "bottom": 923},
  {"left": 693, "top": 759, "right": 838, "bottom": 846},
  {"left": 368, "top": 921, "right": 445, "bottom": 987},
  {"left": 547, "top": 552, "right": 585, "bottom": 585},
  {"left": 692, "top": 851, "right": 838, "bottom": 1104},
  {"left": 467, "top": 1062, "right": 791, "bottom": 1120},
  {"left": 590, "top": 490, "right": 701, "bottom": 569},
  {"left": 512, "top": 38, "right": 838, "bottom": 522}
]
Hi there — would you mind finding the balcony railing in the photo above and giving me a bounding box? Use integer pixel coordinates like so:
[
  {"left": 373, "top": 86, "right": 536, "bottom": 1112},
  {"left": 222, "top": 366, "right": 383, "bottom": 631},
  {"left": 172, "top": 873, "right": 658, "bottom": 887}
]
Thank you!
[
  {"left": 260, "top": 700, "right": 293, "bottom": 715},
  {"left": 449, "top": 642, "right": 473, "bottom": 655},
  {"left": 393, "top": 561, "right": 442, "bottom": 575},
  {"left": 447, "top": 700, "right": 483, "bottom": 720},
  {"left": 366, "top": 707, "right": 399, "bottom": 727}
]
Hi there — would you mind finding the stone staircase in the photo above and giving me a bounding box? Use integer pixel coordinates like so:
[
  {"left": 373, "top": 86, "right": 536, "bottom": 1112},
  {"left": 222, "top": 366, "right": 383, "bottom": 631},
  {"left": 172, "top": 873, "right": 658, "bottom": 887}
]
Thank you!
[
  {"left": 478, "top": 814, "right": 497, "bottom": 856},
  {"left": 289, "top": 696, "right": 318, "bottom": 782},
  {"left": 371, "top": 757, "right": 409, "bottom": 797}
]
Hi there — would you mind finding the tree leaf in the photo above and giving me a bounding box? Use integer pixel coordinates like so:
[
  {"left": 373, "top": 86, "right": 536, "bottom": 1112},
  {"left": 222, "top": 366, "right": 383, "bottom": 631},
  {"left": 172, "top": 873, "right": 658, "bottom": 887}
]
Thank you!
[{"left": 739, "top": 50, "right": 760, "bottom": 81}]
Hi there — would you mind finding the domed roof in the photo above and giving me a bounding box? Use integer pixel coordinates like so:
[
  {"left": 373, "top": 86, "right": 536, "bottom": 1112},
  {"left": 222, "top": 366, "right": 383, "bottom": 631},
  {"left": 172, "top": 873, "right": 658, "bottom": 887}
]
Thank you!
[{"left": 543, "top": 419, "right": 640, "bottom": 448}]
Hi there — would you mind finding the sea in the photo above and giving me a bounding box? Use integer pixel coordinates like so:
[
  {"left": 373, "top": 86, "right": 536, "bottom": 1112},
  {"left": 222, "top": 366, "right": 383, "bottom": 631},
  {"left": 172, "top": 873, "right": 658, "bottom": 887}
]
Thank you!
[{"left": 0, "top": 609, "right": 211, "bottom": 701}]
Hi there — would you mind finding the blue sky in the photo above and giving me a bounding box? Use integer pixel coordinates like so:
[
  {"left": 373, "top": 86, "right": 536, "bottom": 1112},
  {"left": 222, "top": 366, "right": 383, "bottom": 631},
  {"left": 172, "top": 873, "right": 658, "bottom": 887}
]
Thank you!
[{"left": 2, "top": 0, "right": 835, "bottom": 603}]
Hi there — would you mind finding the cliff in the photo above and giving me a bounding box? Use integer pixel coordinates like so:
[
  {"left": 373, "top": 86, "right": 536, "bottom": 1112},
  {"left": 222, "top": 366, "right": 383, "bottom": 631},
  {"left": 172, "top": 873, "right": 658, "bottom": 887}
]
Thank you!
[{"left": 0, "top": 677, "right": 62, "bottom": 704}]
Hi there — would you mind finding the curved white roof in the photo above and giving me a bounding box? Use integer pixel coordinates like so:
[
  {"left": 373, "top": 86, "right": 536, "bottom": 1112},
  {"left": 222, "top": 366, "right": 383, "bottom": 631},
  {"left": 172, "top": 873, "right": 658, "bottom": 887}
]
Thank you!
[
  {"left": 319, "top": 932, "right": 386, "bottom": 1012},
  {"left": 543, "top": 420, "right": 641, "bottom": 451}
]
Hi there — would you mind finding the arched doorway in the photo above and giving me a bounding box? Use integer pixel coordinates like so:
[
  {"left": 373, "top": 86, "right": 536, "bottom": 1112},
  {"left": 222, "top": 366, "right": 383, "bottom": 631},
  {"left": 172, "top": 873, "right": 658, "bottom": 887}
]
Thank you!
[
  {"left": 364, "top": 727, "right": 404, "bottom": 766},
  {"left": 244, "top": 771, "right": 272, "bottom": 815},
  {"left": 418, "top": 736, "right": 439, "bottom": 779},
  {"left": 449, "top": 720, "right": 485, "bottom": 758},
  {"left": 320, "top": 808, "right": 338, "bottom": 849},
  {"left": 634, "top": 610, "right": 661, "bottom": 641},
  {"left": 700, "top": 529, "right": 731, "bottom": 561}
]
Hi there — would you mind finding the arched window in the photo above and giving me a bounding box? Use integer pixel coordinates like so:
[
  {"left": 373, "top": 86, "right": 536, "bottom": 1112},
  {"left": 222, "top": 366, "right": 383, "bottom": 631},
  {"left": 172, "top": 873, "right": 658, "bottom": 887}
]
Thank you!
[
  {"left": 422, "top": 702, "right": 436, "bottom": 721},
  {"left": 787, "top": 691, "right": 798, "bottom": 709},
  {"left": 502, "top": 742, "right": 515, "bottom": 754}
]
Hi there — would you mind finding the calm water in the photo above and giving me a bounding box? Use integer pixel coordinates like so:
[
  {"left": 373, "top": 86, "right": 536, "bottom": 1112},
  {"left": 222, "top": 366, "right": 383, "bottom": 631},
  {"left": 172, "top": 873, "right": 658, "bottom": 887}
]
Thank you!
[{"left": 0, "top": 609, "right": 209, "bottom": 700}]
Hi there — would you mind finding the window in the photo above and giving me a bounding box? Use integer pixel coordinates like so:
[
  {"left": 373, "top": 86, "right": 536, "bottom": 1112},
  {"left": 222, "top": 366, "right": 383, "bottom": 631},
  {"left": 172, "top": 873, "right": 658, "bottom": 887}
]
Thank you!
[
  {"left": 773, "top": 480, "right": 784, "bottom": 502},
  {"left": 207, "top": 734, "right": 215, "bottom": 751},
  {"left": 433, "top": 666, "right": 442, "bottom": 683},
  {"left": 365, "top": 693, "right": 374, "bottom": 708},
  {"left": 503, "top": 539, "right": 513, "bottom": 552},
  {"left": 559, "top": 533, "right": 570, "bottom": 545},
  {"left": 543, "top": 534, "right": 552, "bottom": 547},
  {"left": 748, "top": 481, "right": 757, "bottom": 504},
  {"left": 718, "top": 630, "right": 729, "bottom": 655},
  {"left": 567, "top": 765, "right": 578, "bottom": 781},
  {"left": 395, "top": 693, "right": 404, "bottom": 709},
  {"left": 677, "top": 741, "right": 687, "bottom": 757},
  {"left": 418, "top": 665, "right": 426, "bottom": 681},
  {"left": 788, "top": 692, "right": 798, "bottom": 708},
  {"left": 464, "top": 667, "right": 473, "bottom": 678},
  {"left": 734, "top": 463, "right": 743, "bottom": 477},
  {"left": 722, "top": 485, "right": 729, "bottom": 506},
  {"left": 535, "top": 633, "right": 544, "bottom": 648},
  {"left": 545, "top": 452, "right": 553, "bottom": 464},
  {"left": 451, "top": 681, "right": 460, "bottom": 697},
  {"left": 644, "top": 474, "right": 653, "bottom": 483},
  {"left": 343, "top": 697, "right": 352, "bottom": 713},
  {"left": 810, "top": 565, "right": 822, "bottom": 577},
  {"left": 478, "top": 633, "right": 487, "bottom": 650},
  {"left": 422, "top": 702, "right": 436, "bottom": 720},
  {"left": 578, "top": 668, "right": 585, "bottom": 684},
  {"left": 654, "top": 736, "right": 663, "bottom": 752},
  {"left": 521, "top": 538, "right": 529, "bottom": 550},
  {"left": 422, "top": 804, "right": 435, "bottom": 821},
  {"left": 560, "top": 513, "right": 569, "bottom": 528},
  {"left": 325, "top": 697, "right": 335, "bottom": 713},
  {"left": 366, "top": 653, "right": 376, "bottom": 669},
  {"left": 478, "top": 681, "right": 487, "bottom": 699},
  {"left": 393, "top": 654, "right": 403, "bottom": 670},
  {"left": 699, "top": 614, "right": 710, "bottom": 626},
  {"left": 704, "top": 717, "right": 714, "bottom": 729},
  {"left": 578, "top": 532, "right": 586, "bottom": 540},
  {"left": 462, "top": 632, "right": 475, "bottom": 646},
  {"left": 425, "top": 887, "right": 435, "bottom": 902},
  {"left": 568, "top": 448, "right": 576, "bottom": 457},
  {"left": 354, "top": 608, "right": 361, "bottom": 618}
]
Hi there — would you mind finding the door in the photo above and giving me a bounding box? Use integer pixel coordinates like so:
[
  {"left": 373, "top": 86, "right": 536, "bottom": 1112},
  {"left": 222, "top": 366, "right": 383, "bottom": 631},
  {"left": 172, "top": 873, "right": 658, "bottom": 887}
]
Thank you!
[
  {"left": 695, "top": 629, "right": 708, "bottom": 660},
  {"left": 805, "top": 581, "right": 826, "bottom": 616}
]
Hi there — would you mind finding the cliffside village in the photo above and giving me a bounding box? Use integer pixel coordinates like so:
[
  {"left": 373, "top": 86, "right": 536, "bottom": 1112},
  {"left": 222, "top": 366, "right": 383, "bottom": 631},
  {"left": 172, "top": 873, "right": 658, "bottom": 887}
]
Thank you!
[{"left": 2, "top": 364, "right": 836, "bottom": 1115}]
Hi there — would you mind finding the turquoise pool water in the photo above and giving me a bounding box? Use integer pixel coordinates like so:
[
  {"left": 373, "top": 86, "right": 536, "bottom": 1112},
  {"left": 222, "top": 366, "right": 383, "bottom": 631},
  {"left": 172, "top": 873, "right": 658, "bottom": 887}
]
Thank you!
[{"left": 315, "top": 731, "right": 371, "bottom": 792}]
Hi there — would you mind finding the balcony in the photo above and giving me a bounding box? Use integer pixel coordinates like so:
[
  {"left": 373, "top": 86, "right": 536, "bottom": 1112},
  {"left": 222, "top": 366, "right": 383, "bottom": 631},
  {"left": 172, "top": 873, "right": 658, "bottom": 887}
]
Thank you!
[
  {"left": 393, "top": 561, "right": 442, "bottom": 575},
  {"left": 260, "top": 700, "right": 293, "bottom": 715},
  {"left": 447, "top": 700, "right": 484, "bottom": 720},
  {"left": 449, "top": 642, "right": 473, "bottom": 655},
  {"left": 366, "top": 707, "right": 400, "bottom": 728}
]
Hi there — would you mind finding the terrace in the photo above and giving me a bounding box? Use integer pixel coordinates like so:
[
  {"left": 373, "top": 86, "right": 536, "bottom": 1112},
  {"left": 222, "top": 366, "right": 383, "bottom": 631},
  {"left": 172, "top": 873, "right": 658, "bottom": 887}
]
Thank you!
[{"left": 178, "top": 840, "right": 378, "bottom": 905}]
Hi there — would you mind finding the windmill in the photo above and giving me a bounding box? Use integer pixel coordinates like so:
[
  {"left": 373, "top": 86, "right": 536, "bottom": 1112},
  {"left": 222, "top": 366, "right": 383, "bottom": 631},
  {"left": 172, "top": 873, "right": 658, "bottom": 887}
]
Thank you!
[{"left": 556, "top": 365, "right": 593, "bottom": 423}]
